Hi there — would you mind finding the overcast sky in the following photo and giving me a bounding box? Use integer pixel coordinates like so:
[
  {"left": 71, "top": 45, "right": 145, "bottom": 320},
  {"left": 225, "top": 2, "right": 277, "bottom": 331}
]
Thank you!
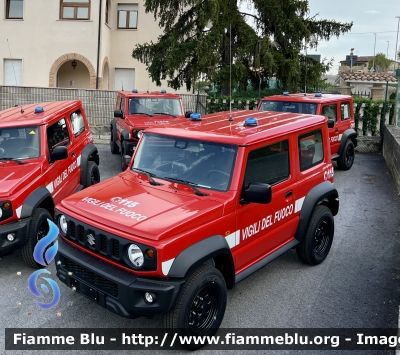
[{"left": 307, "top": 0, "right": 400, "bottom": 74}]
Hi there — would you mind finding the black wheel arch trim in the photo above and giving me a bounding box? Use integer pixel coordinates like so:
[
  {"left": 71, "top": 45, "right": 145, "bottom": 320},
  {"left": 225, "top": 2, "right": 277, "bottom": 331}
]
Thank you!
[
  {"left": 20, "top": 186, "right": 54, "bottom": 219},
  {"left": 294, "top": 181, "right": 338, "bottom": 243},
  {"left": 79, "top": 144, "right": 99, "bottom": 186},
  {"left": 167, "top": 235, "right": 235, "bottom": 287},
  {"left": 121, "top": 129, "right": 130, "bottom": 142},
  {"left": 338, "top": 129, "right": 358, "bottom": 156}
]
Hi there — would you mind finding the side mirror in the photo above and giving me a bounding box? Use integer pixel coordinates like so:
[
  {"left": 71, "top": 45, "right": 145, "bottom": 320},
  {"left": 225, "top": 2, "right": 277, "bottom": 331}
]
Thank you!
[
  {"left": 123, "top": 155, "right": 131, "bottom": 170},
  {"left": 243, "top": 182, "right": 272, "bottom": 204},
  {"left": 50, "top": 146, "right": 68, "bottom": 162},
  {"left": 185, "top": 111, "right": 193, "bottom": 118},
  {"left": 114, "top": 110, "right": 123, "bottom": 119},
  {"left": 327, "top": 119, "right": 335, "bottom": 128}
]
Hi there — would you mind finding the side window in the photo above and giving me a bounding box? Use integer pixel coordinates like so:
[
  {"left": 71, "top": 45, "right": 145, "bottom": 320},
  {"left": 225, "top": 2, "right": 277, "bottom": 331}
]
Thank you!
[
  {"left": 120, "top": 98, "right": 125, "bottom": 114},
  {"left": 341, "top": 102, "right": 351, "bottom": 120},
  {"left": 116, "top": 95, "right": 121, "bottom": 109},
  {"left": 321, "top": 104, "right": 337, "bottom": 122},
  {"left": 6, "top": 0, "right": 23, "bottom": 19},
  {"left": 244, "top": 140, "right": 289, "bottom": 187},
  {"left": 60, "top": 0, "right": 90, "bottom": 20},
  {"left": 299, "top": 130, "right": 324, "bottom": 171},
  {"left": 70, "top": 110, "right": 86, "bottom": 137},
  {"left": 47, "top": 118, "right": 71, "bottom": 152},
  {"left": 117, "top": 4, "right": 138, "bottom": 29}
]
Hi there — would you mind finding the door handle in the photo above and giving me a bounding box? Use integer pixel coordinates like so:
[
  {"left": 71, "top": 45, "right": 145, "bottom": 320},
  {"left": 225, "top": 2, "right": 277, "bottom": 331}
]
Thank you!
[
  {"left": 335, "top": 128, "right": 339, "bottom": 132},
  {"left": 285, "top": 190, "right": 292, "bottom": 198},
  {"left": 71, "top": 151, "right": 75, "bottom": 156}
]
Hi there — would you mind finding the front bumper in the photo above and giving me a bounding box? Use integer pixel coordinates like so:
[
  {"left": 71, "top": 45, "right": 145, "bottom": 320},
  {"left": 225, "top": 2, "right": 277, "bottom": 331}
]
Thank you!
[
  {"left": 125, "top": 140, "right": 137, "bottom": 156},
  {"left": 56, "top": 237, "right": 185, "bottom": 319},
  {"left": 0, "top": 218, "right": 31, "bottom": 256}
]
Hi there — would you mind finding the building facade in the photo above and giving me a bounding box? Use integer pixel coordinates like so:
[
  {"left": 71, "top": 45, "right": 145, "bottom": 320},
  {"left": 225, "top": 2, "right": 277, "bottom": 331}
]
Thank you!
[{"left": 1, "top": 0, "right": 187, "bottom": 92}]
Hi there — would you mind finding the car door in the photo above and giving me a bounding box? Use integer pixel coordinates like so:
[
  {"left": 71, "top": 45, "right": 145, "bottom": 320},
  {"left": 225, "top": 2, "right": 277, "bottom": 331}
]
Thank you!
[
  {"left": 234, "top": 137, "right": 299, "bottom": 273},
  {"left": 321, "top": 103, "right": 340, "bottom": 156},
  {"left": 44, "top": 117, "right": 77, "bottom": 204}
]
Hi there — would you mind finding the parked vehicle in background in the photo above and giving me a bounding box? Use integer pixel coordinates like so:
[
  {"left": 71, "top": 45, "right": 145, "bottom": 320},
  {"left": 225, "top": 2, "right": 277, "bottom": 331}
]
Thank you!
[
  {"left": 0, "top": 101, "right": 100, "bottom": 268},
  {"left": 110, "top": 89, "right": 187, "bottom": 170},
  {"left": 56, "top": 109, "right": 338, "bottom": 349},
  {"left": 258, "top": 93, "right": 357, "bottom": 170}
]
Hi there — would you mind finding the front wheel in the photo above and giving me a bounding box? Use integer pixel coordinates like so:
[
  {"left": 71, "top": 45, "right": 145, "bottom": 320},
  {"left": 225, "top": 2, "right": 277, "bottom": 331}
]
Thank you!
[
  {"left": 21, "top": 208, "right": 53, "bottom": 269},
  {"left": 296, "top": 205, "right": 334, "bottom": 265},
  {"left": 337, "top": 139, "right": 355, "bottom": 170},
  {"left": 163, "top": 264, "right": 227, "bottom": 350}
]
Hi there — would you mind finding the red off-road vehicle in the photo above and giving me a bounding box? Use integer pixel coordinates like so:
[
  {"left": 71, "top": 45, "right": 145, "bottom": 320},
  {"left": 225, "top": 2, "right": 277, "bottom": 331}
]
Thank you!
[
  {"left": 258, "top": 92, "right": 357, "bottom": 170},
  {"left": 110, "top": 89, "right": 187, "bottom": 170},
  {"left": 56, "top": 109, "right": 338, "bottom": 348},
  {"left": 0, "top": 101, "right": 100, "bottom": 268}
]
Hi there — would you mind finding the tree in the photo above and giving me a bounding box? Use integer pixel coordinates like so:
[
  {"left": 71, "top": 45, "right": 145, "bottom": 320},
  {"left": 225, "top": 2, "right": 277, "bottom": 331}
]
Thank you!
[
  {"left": 132, "top": 0, "right": 352, "bottom": 93},
  {"left": 368, "top": 53, "right": 393, "bottom": 73}
]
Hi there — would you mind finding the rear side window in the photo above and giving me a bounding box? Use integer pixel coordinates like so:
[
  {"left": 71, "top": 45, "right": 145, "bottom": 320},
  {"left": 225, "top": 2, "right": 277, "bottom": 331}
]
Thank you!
[
  {"left": 298, "top": 130, "right": 324, "bottom": 171},
  {"left": 341, "top": 102, "right": 351, "bottom": 120},
  {"left": 70, "top": 110, "right": 86, "bottom": 137},
  {"left": 244, "top": 140, "right": 289, "bottom": 187}
]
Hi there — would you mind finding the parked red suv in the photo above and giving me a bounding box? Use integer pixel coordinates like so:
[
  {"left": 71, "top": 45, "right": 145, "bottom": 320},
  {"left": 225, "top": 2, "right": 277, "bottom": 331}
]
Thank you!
[
  {"left": 0, "top": 101, "right": 100, "bottom": 268},
  {"left": 258, "top": 93, "right": 357, "bottom": 170},
  {"left": 56, "top": 109, "right": 338, "bottom": 348},
  {"left": 110, "top": 89, "right": 187, "bottom": 170}
]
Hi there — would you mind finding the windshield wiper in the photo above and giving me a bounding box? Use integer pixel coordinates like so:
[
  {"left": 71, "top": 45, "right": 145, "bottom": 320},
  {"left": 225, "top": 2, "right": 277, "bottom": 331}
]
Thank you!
[
  {"left": 132, "top": 168, "right": 163, "bottom": 186},
  {"left": 0, "top": 157, "right": 26, "bottom": 165},
  {"left": 162, "top": 177, "right": 209, "bottom": 196},
  {"left": 153, "top": 112, "right": 177, "bottom": 118},
  {"left": 129, "top": 112, "right": 153, "bottom": 117}
]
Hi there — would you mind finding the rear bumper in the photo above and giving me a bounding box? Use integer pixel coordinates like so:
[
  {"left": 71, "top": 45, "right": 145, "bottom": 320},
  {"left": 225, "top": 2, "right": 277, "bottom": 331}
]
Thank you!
[{"left": 56, "top": 237, "right": 185, "bottom": 319}]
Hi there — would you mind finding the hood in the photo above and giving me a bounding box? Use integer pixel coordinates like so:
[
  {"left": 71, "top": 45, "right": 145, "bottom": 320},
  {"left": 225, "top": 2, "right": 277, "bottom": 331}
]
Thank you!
[
  {"left": 61, "top": 175, "right": 224, "bottom": 241},
  {"left": 0, "top": 162, "right": 41, "bottom": 197}
]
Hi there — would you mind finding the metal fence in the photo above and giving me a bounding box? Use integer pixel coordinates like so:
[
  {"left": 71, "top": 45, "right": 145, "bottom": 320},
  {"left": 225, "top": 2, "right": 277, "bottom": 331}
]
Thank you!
[{"left": 0, "top": 85, "right": 207, "bottom": 126}]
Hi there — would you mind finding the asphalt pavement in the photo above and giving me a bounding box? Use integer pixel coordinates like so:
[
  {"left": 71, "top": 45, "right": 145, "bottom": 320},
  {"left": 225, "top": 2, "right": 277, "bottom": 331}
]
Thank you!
[{"left": 0, "top": 146, "right": 400, "bottom": 355}]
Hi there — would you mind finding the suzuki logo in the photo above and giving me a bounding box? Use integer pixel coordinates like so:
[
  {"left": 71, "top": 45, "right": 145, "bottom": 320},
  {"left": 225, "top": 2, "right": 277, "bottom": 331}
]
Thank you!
[{"left": 87, "top": 233, "right": 95, "bottom": 246}]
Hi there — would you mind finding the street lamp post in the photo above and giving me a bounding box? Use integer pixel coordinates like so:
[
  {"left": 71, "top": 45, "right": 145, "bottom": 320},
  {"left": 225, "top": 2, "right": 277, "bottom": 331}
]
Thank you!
[
  {"left": 350, "top": 48, "right": 354, "bottom": 72},
  {"left": 395, "top": 16, "right": 400, "bottom": 72},
  {"left": 386, "top": 41, "right": 389, "bottom": 58},
  {"left": 371, "top": 33, "right": 377, "bottom": 72}
]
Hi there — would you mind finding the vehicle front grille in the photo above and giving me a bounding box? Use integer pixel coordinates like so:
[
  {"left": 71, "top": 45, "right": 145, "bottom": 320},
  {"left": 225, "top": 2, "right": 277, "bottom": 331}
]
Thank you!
[{"left": 65, "top": 258, "right": 118, "bottom": 297}]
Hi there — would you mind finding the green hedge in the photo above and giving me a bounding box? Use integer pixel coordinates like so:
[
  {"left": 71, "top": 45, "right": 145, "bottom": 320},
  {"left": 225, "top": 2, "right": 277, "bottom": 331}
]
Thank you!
[{"left": 353, "top": 97, "right": 395, "bottom": 134}]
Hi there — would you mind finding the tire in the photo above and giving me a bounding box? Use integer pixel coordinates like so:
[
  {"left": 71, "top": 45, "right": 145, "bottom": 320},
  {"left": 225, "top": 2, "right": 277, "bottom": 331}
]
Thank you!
[
  {"left": 337, "top": 139, "right": 355, "bottom": 170},
  {"left": 85, "top": 161, "right": 100, "bottom": 187},
  {"left": 21, "top": 208, "right": 53, "bottom": 269},
  {"left": 163, "top": 264, "right": 227, "bottom": 350},
  {"left": 296, "top": 205, "right": 334, "bottom": 266},
  {"left": 110, "top": 127, "right": 119, "bottom": 154},
  {"left": 120, "top": 141, "right": 127, "bottom": 171}
]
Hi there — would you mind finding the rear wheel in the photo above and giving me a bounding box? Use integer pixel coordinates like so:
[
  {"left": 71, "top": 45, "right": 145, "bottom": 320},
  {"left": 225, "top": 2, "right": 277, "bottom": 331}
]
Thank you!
[
  {"left": 85, "top": 161, "right": 100, "bottom": 187},
  {"left": 120, "top": 141, "right": 127, "bottom": 171},
  {"left": 21, "top": 208, "right": 53, "bottom": 269},
  {"left": 163, "top": 264, "right": 227, "bottom": 350},
  {"left": 296, "top": 205, "right": 334, "bottom": 265},
  {"left": 110, "top": 128, "right": 119, "bottom": 154},
  {"left": 337, "top": 139, "right": 355, "bottom": 170}
]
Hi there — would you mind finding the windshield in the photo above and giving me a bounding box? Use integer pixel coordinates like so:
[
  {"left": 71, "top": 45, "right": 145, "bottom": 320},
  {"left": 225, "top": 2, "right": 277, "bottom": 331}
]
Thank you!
[
  {"left": 128, "top": 98, "right": 182, "bottom": 116},
  {"left": 132, "top": 133, "right": 237, "bottom": 192},
  {"left": 0, "top": 126, "right": 40, "bottom": 160},
  {"left": 259, "top": 100, "right": 317, "bottom": 115}
]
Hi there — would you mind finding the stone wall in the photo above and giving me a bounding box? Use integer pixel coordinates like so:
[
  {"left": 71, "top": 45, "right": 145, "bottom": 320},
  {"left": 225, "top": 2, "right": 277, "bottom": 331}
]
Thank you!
[{"left": 383, "top": 125, "right": 400, "bottom": 194}]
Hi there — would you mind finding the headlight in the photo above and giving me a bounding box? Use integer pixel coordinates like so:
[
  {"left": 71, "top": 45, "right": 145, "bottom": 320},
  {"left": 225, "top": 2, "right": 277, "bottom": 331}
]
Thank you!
[
  {"left": 132, "top": 129, "right": 143, "bottom": 139},
  {"left": 58, "top": 214, "right": 68, "bottom": 235},
  {"left": 127, "top": 244, "right": 144, "bottom": 268}
]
